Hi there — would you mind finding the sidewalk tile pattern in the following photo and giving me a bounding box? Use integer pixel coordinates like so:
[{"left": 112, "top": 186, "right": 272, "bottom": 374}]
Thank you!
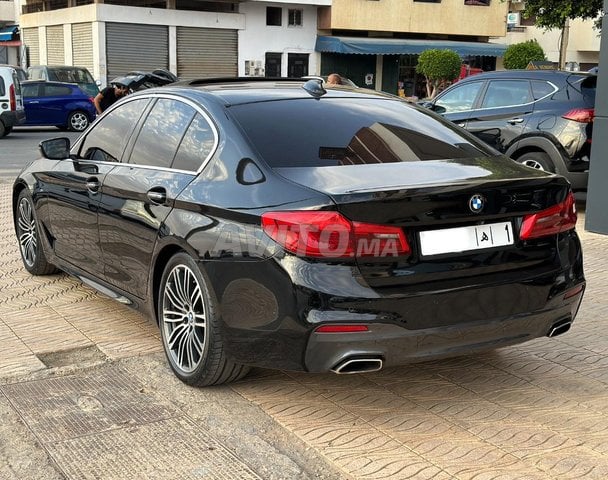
[{"left": 2, "top": 182, "right": 608, "bottom": 479}]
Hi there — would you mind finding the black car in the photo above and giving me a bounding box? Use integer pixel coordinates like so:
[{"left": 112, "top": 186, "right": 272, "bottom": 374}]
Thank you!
[
  {"left": 425, "top": 70, "right": 595, "bottom": 191},
  {"left": 13, "top": 78, "right": 585, "bottom": 386}
]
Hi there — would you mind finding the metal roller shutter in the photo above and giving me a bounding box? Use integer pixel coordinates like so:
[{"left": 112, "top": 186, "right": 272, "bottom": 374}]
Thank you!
[
  {"left": 177, "top": 27, "right": 237, "bottom": 80},
  {"left": 106, "top": 23, "right": 168, "bottom": 82},
  {"left": 47, "top": 25, "right": 65, "bottom": 65},
  {"left": 22, "top": 28, "right": 39, "bottom": 67},
  {"left": 72, "top": 23, "right": 94, "bottom": 73}
]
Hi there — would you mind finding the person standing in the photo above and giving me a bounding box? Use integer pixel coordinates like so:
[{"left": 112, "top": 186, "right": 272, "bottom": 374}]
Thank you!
[{"left": 94, "top": 82, "right": 128, "bottom": 114}]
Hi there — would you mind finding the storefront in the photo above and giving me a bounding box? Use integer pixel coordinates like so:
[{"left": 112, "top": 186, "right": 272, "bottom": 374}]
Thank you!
[{"left": 316, "top": 36, "right": 507, "bottom": 96}]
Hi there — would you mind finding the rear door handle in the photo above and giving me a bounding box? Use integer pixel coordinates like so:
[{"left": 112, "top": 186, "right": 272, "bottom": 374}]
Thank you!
[
  {"left": 508, "top": 118, "right": 524, "bottom": 124},
  {"left": 147, "top": 188, "right": 167, "bottom": 204}
]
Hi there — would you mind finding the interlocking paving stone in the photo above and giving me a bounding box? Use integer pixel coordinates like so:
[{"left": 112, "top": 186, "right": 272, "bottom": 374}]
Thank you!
[{"left": 2, "top": 182, "right": 608, "bottom": 478}]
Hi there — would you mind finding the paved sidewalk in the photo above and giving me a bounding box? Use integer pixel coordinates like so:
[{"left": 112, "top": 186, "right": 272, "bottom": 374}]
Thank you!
[{"left": 2, "top": 178, "right": 608, "bottom": 479}]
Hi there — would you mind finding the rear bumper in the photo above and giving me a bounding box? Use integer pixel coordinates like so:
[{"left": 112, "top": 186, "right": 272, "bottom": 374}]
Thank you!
[
  {"left": 304, "top": 290, "right": 583, "bottom": 372},
  {"left": 0, "top": 109, "right": 25, "bottom": 127}
]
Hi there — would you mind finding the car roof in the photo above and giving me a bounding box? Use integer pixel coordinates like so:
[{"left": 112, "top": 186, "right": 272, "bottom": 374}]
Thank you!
[
  {"left": 145, "top": 78, "right": 393, "bottom": 106},
  {"left": 457, "top": 69, "right": 593, "bottom": 82}
]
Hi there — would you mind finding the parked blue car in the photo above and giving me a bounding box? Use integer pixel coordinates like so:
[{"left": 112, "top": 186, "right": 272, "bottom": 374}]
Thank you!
[{"left": 21, "top": 80, "right": 96, "bottom": 132}]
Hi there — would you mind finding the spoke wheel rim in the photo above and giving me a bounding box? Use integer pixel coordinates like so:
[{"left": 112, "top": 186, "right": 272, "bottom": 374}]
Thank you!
[
  {"left": 71, "top": 113, "right": 88, "bottom": 131},
  {"left": 17, "top": 197, "right": 37, "bottom": 267},
  {"left": 162, "top": 264, "right": 207, "bottom": 373}
]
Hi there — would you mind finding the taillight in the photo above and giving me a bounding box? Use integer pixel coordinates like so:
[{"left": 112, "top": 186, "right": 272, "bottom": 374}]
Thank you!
[
  {"left": 562, "top": 108, "right": 594, "bottom": 123},
  {"left": 261, "top": 211, "right": 411, "bottom": 258},
  {"left": 9, "top": 84, "right": 16, "bottom": 111},
  {"left": 520, "top": 192, "right": 577, "bottom": 240}
]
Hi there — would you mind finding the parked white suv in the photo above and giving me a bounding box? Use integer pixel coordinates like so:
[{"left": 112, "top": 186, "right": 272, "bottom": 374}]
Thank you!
[{"left": 0, "top": 65, "right": 25, "bottom": 137}]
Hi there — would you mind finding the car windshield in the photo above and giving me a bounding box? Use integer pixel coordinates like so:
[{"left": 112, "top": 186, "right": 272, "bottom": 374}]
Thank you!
[{"left": 229, "top": 97, "right": 495, "bottom": 168}]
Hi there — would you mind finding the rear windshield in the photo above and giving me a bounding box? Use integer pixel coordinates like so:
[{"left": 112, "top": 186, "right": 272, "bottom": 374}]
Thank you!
[
  {"left": 229, "top": 97, "right": 495, "bottom": 168},
  {"left": 578, "top": 74, "right": 596, "bottom": 104}
]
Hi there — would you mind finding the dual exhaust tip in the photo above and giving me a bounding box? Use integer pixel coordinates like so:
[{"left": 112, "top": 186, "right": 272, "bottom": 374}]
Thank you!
[{"left": 331, "top": 319, "right": 572, "bottom": 374}]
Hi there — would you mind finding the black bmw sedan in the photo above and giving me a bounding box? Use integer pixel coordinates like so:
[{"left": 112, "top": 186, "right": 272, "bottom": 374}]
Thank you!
[{"left": 13, "top": 78, "right": 585, "bottom": 386}]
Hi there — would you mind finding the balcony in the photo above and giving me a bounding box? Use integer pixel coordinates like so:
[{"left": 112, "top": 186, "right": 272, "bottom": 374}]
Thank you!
[
  {"left": 0, "top": 0, "right": 16, "bottom": 23},
  {"left": 22, "top": 0, "right": 241, "bottom": 14}
]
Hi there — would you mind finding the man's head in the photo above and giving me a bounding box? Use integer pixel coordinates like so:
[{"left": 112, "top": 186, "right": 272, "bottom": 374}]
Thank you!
[
  {"left": 327, "top": 73, "right": 343, "bottom": 85},
  {"left": 113, "top": 83, "right": 129, "bottom": 96}
]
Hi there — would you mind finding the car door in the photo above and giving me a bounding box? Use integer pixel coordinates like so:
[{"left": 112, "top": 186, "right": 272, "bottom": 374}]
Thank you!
[
  {"left": 431, "top": 80, "right": 485, "bottom": 128},
  {"left": 28, "top": 83, "right": 74, "bottom": 126},
  {"left": 47, "top": 97, "right": 150, "bottom": 276},
  {"left": 22, "top": 83, "right": 44, "bottom": 124},
  {"left": 465, "top": 79, "right": 534, "bottom": 151},
  {"left": 98, "top": 96, "right": 212, "bottom": 298}
]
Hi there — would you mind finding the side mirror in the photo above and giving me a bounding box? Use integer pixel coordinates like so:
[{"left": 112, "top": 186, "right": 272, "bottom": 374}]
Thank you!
[
  {"left": 39, "top": 137, "right": 71, "bottom": 160},
  {"left": 419, "top": 101, "right": 435, "bottom": 109}
]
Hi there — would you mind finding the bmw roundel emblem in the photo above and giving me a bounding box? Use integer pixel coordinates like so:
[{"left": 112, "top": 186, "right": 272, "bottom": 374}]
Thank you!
[{"left": 469, "top": 194, "right": 485, "bottom": 214}]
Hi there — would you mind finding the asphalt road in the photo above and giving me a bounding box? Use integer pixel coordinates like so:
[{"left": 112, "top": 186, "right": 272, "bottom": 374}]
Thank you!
[{"left": 0, "top": 127, "right": 82, "bottom": 176}]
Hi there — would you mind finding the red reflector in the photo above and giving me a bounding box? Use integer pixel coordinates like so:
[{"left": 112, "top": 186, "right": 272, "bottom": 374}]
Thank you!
[
  {"left": 315, "top": 325, "right": 369, "bottom": 333},
  {"left": 520, "top": 192, "right": 577, "bottom": 240},
  {"left": 562, "top": 108, "right": 594, "bottom": 123},
  {"left": 261, "top": 211, "right": 411, "bottom": 258},
  {"left": 564, "top": 284, "right": 584, "bottom": 300}
]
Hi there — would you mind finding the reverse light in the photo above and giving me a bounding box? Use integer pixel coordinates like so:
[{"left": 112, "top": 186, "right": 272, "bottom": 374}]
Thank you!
[
  {"left": 520, "top": 192, "right": 577, "bottom": 240},
  {"left": 315, "top": 325, "right": 369, "bottom": 333},
  {"left": 562, "top": 108, "right": 594, "bottom": 123},
  {"left": 261, "top": 211, "right": 410, "bottom": 258}
]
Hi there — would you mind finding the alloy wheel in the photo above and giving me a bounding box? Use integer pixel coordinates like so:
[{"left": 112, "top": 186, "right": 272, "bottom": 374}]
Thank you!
[
  {"left": 69, "top": 112, "right": 89, "bottom": 131},
  {"left": 17, "top": 197, "right": 37, "bottom": 268},
  {"left": 161, "top": 264, "right": 207, "bottom": 373},
  {"left": 521, "top": 159, "right": 544, "bottom": 170}
]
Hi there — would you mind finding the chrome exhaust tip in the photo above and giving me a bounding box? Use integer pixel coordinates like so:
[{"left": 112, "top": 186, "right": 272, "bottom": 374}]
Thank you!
[
  {"left": 331, "top": 357, "right": 383, "bottom": 375},
  {"left": 548, "top": 319, "right": 572, "bottom": 337}
]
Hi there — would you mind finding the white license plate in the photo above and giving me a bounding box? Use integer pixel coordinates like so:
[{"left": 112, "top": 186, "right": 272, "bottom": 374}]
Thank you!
[{"left": 419, "top": 221, "right": 514, "bottom": 256}]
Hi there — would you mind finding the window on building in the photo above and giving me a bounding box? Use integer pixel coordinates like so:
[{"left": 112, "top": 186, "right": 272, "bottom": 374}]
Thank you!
[
  {"left": 265, "top": 53, "right": 282, "bottom": 77},
  {"left": 266, "top": 7, "right": 282, "bottom": 26},
  {"left": 288, "top": 9, "right": 303, "bottom": 26},
  {"left": 464, "top": 0, "right": 490, "bottom": 5}
]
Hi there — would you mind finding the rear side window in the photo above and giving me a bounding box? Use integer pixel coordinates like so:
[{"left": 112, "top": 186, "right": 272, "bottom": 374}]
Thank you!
[
  {"left": 0, "top": 77, "right": 4, "bottom": 96},
  {"left": 43, "top": 85, "right": 73, "bottom": 96},
  {"left": 531, "top": 81, "right": 556, "bottom": 100},
  {"left": 21, "top": 84, "right": 39, "bottom": 97},
  {"left": 230, "top": 97, "right": 494, "bottom": 168},
  {"left": 172, "top": 113, "right": 216, "bottom": 171},
  {"left": 482, "top": 80, "right": 531, "bottom": 108}
]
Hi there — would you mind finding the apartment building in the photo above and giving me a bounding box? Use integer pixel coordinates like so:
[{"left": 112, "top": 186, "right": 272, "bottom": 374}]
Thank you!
[{"left": 0, "top": 0, "right": 20, "bottom": 64}]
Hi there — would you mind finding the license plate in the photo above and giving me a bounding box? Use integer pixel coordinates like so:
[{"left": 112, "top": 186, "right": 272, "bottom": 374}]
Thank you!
[{"left": 419, "top": 221, "right": 514, "bottom": 256}]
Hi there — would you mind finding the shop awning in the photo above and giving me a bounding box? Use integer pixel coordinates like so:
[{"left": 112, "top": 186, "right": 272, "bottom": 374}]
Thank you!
[
  {"left": 0, "top": 26, "right": 18, "bottom": 42},
  {"left": 315, "top": 36, "right": 508, "bottom": 57}
]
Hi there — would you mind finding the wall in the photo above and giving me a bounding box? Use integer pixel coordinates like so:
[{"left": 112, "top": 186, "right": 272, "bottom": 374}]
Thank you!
[
  {"left": 329, "top": 0, "right": 508, "bottom": 38},
  {"left": 238, "top": 2, "right": 320, "bottom": 76}
]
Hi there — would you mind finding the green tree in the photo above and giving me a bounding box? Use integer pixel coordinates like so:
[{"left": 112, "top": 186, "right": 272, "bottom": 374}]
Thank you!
[
  {"left": 522, "top": 0, "right": 603, "bottom": 68},
  {"left": 503, "top": 40, "right": 546, "bottom": 70},
  {"left": 415, "top": 49, "right": 462, "bottom": 99}
]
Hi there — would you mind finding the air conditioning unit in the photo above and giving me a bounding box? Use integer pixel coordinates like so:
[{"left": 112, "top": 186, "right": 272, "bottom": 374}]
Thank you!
[{"left": 511, "top": 0, "right": 523, "bottom": 4}]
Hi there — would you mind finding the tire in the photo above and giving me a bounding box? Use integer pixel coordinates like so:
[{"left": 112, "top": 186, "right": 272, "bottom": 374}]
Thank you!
[
  {"left": 0, "top": 120, "right": 6, "bottom": 138},
  {"left": 14, "top": 190, "right": 58, "bottom": 275},
  {"left": 516, "top": 151, "right": 555, "bottom": 172},
  {"left": 67, "top": 111, "right": 90, "bottom": 132},
  {"left": 158, "top": 252, "right": 249, "bottom": 386},
  {"left": 4, "top": 126, "right": 12, "bottom": 135}
]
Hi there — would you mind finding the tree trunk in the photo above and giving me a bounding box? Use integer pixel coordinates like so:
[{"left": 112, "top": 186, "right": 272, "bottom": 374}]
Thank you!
[{"left": 559, "top": 18, "right": 570, "bottom": 70}]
